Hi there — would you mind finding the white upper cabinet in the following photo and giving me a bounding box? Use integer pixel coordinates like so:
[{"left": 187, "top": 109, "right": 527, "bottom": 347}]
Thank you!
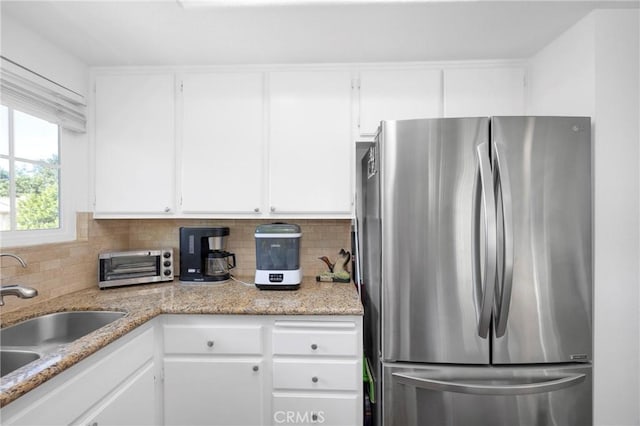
[
  {"left": 443, "top": 66, "right": 526, "bottom": 117},
  {"left": 358, "top": 68, "right": 443, "bottom": 136},
  {"left": 94, "top": 73, "right": 175, "bottom": 215},
  {"left": 268, "top": 70, "right": 353, "bottom": 215},
  {"left": 179, "top": 72, "right": 264, "bottom": 214}
]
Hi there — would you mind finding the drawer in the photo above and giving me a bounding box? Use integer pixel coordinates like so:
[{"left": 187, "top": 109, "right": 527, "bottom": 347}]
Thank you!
[
  {"left": 164, "top": 324, "right": 262, "bottom": 355},
  {"left": 272, "top": 393, "right": 359, "bottom": 426},
  {"left": 273, "top": 359, "right": 359, "bottom": 391},
  {"left": 272, "top": 321, "right": 358, "bottom": 356}
]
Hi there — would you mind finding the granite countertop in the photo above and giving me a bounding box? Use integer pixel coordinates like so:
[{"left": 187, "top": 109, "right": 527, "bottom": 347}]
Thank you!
[{"left": 0, "top": 277, "right": 363, "bottom": 407}]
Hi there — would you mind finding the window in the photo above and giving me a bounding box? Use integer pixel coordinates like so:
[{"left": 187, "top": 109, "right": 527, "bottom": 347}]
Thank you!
[{"left": 0, "top": 104, "right": 60, "bottom": 232}]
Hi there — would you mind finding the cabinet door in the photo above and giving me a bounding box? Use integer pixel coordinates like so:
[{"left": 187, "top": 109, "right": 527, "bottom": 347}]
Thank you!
[
  {"left": 443, "top": 67, "right": 526, "bottom": 117},
  {"left": 73, "top": 363, "right": 156, "bottom": 426},
  {"left": 268, "top": 71, "right": 352, "bottom": 215},
  {"left": 164, "top": 359, "right": 264, "bottom": 426},
  {"left": 272, "top": 394, "right": 359, "bottom": 426},
  {"left": 180, "top": 72, "right": 264, "bottom": 214},
  {"left": 358, "top": 68, "right": 442, "bottom": 136},
  {"left": 94, "top": 74, "right": 175, "bottom": 214}
]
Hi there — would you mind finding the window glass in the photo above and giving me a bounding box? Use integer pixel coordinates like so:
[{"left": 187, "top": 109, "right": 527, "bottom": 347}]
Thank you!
[
  {"left": 0, "top": 158, "right": 9, "bottom": 231},
  {"left": 14, "top": 161, "right": 59, "bottom": 230},
  {"left": 14, "top": 110, "right": 59, "bottom": 163},
  {"left": 0, "top": 105, "right": 8, "bottom": 156},
  {"left": 1, "top": 106, "right": 60, "bottom": 232}
]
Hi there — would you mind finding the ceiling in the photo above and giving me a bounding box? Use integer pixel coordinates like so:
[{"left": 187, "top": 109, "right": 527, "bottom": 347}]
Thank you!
[{"left": 1, "top": 0, "right": 638, "bottom": 66}]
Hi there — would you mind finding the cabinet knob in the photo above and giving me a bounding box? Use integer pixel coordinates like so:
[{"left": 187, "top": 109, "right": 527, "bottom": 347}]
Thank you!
[
  {"left": 254, "top": 207, "right": 260, "bottom": 213},
  {"left": 206, "top": 340, "right": 214, "bottom": 348},
  {"left": 270, "top": 206, "right": 276, "bottom": 212},
  {"left": 253, "top": 365, "right": 259, "bottom": 372},
  {"left": 164, "top": 206, "right": 171, "bottom": 213},
  {"left": 311, "top": 376, "right": 318, "bottom": 383},
  {"left": 311, "top": 343, "right": 318, "bottom": 350}
]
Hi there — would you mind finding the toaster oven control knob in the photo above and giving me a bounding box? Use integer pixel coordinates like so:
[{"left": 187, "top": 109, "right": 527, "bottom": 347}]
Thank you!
[
  {"left": 163, "top": 251, "right": 171, "bottom": 258},
  {"left": 164, "top": 270, "right": 172, "bottom": 276},
  {"left": 164, "top": 260, "right": 172, "bottom": 267}
]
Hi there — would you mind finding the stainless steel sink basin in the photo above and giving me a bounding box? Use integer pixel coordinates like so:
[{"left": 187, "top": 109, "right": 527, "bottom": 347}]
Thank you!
[
  {"left": 1, "top": 311, "right": 125, "bottom": 349},
  {"left": 0, "top": 350, "right": 40, "bottom": 376}
]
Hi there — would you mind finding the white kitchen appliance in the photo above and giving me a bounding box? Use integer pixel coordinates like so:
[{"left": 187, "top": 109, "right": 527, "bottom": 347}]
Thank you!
[{"left": 254, "top": 223, "right": 302, "bottom": 290}]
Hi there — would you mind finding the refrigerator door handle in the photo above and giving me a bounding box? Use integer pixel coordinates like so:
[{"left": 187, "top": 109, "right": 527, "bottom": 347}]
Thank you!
[
  {"left": 493, "top": 142, "right": 514, "bottom": 338},
  {"left": 392, "top": 372, "right": 586, "bottom": 396},
  {"left": 472, "top": 142, "right": 497, "bottom": 338}
]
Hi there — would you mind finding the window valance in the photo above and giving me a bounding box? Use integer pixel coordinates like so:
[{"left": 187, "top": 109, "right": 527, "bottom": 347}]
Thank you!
[{"left": 0, "top": 56, "right": 86, "bottom": 132}]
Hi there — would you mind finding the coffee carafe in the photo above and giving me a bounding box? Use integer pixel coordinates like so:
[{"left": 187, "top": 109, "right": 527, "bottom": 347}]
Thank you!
[
  {"left": 179, "top": 227, "right": 236, "bottom": 282},
  {"left": 204, "top": 247, "right": 236, "bottom": 281}
]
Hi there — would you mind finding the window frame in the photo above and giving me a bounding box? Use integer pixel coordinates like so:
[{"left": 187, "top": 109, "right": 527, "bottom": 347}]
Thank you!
[{"left": 0, "top": 104, "right": 76, "bottom": 248}]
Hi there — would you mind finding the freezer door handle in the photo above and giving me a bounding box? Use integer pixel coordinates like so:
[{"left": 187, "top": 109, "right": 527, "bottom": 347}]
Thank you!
[
  {"left": 472, "top": 142, "right": 497, "bottom": 338},
  {"left": 493, "top": 142, "right": 514, "bottom": 338},
  {"left": 392, "top": 372, "right": 586, "bottom": 396}
]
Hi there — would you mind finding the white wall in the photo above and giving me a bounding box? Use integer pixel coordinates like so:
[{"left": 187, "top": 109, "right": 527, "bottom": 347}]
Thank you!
[
  {"left": 1, "top": 14, "right": 88, "bottom": 97},
  {"left": 528, "top": 9, "right": 640, "bottom": 426},
  {"left": 1, "top": 13, "right": 92, "bottom": 223},
  {"left": 592, "top": 9, "right": 640, "bottom": 426},
  {"left": 527, "top": 13, "right": 596, "bottom": 117}
]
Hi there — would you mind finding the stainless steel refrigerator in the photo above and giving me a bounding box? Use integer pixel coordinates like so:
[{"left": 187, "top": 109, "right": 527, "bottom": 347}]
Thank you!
[{"left": 357, "top": 116, "right": 592, "bottom": 426}]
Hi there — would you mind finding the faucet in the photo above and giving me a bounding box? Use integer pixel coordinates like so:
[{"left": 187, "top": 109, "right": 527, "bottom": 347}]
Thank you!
[
  {"left": 0, "top": 253, "right": 37, "bottom": 306},
  {"left": 0, "top": 253, "right": 27, "bottom": 267},
  {"left": 0, "top": 285, "right": 38, "bottom": 306}
]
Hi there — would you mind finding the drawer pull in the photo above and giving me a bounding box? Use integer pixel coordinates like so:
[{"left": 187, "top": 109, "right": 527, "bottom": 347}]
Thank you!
[
  {"left": 312, "top": 376, "right": 318, "bottom": 383},
  {"left": 207, "top": 340, "right": 214, "bottom": 348},
  {"left": 253, "top": 365, "right": 259, "bottom": 372},
  {"left": 311, "top": 343, "right": 318, "bottom": 350}
]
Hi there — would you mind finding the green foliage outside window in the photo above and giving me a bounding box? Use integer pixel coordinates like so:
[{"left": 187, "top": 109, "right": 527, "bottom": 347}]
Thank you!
[{"left": 0, "top": 157, "right": 59, "bottom": 230}]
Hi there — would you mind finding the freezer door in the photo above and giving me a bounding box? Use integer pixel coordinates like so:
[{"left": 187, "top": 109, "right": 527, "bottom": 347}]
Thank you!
[
  {"left": 383, "top": 362, "right": 592, "bottom": 426},
  {"left": 491, "top": 116, "right": 592, "bottom": 364},
  {"left": 380, "top": 118, "right": 491, "bottom": 364}
]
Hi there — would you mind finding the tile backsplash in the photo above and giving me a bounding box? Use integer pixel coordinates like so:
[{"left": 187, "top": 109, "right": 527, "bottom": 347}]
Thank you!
[{"left": 0, "top": 213, "right": 352, "bottom": 314}]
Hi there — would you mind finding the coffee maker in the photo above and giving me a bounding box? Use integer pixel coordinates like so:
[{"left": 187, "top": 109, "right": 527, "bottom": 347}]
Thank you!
[{"left": 179, "top": 227, "right": 236, "bottom": 282}]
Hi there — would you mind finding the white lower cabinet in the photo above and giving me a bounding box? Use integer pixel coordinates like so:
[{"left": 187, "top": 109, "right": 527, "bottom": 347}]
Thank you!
[
  {"left": 162, "top": 316, "right": 265, "bottom": 426},
  {"left": 272, "top": 394, "right": 359, "bottom": 426},
  {"left": 271, "top": 320, "right": 362, "bottom": 426},
  {"left": 0, "top": 321, "right": 158, "bottom": 426},
  {"left": 162, "top": 315, "right": 362, "bottom": 426},
  {"left": 1, "top": 315, "right": 362, "bottom": 426},
  {"left": 73, "top": 363, "right": 156, "bottom": 426},
  {"left": 164, "top": 359, "right": 264, "bottom": 426}
]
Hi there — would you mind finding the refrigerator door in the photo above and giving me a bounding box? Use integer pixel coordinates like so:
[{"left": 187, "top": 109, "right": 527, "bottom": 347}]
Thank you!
[
  {"left": 380, "top": 118, "right": 491, "bottom": 364},
  {"left": 491, "top": 116, "right": 592, "bottom": 364},
  {"left": 360, "top": 143, "right": 383, "bottom": 425},
  {"left": 383, "top": 362, "right": 592, "bottom": 426}
]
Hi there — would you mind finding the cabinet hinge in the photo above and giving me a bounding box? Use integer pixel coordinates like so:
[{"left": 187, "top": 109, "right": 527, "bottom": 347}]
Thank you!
[{"left": 180, "top": 81, "right": 184, "bottom": 92}]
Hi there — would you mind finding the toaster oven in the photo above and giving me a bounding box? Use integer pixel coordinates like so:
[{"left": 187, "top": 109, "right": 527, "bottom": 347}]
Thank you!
[{"left": 99, "top": 249, "right": 174, "bottom": 289}]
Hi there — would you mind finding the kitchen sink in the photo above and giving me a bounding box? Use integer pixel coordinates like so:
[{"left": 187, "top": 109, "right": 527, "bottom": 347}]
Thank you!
[
  {"left": 0, "top": 350, "right": 41, "bottom": 377},
  {"left": 0, "top": 311, "right": 126, "bottom": 377}
]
